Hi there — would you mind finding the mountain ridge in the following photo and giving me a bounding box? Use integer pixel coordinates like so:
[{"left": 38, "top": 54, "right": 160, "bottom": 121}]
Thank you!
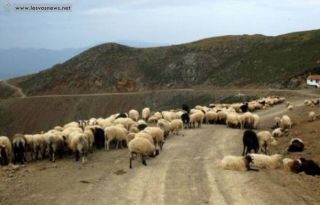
[{"left": 6, "top": 29, "right": 320, "bottom": 96}]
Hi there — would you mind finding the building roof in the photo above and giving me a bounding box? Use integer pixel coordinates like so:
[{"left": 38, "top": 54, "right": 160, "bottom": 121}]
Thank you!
[{"left": 307, "top": 75, "right": 320, "bottom": 80}]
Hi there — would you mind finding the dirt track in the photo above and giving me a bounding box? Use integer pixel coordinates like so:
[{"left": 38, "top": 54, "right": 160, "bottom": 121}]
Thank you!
[{"left": 1, "top": 98, "right": 320, "bottom": 205}]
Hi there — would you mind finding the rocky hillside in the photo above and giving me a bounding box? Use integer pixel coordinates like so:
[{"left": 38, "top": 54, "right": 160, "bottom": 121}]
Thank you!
[{"left": 8, "top": 29, "right": 320, "bottom": 95}]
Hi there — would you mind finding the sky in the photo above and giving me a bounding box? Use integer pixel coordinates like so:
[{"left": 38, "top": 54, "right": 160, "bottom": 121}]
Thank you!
[{"left": 1, "top": 0, "right": 320, "bottom": 49}]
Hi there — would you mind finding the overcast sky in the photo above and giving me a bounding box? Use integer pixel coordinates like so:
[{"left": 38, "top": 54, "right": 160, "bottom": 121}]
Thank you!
[{"left": 1, "top": 0, "right": 320, "bottom": 49}]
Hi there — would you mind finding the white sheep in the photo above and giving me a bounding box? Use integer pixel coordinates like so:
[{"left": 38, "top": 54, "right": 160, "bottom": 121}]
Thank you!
[
  {"left": 169, "top": 119, "right": 183, "bottom": 135},
  {"left": 280, "top": 115, "right": 292, "bottom": 129},
  {"left": 257, "top": 131, "right": 278, "bottom": 154},
  {"left": 65, "top": 131, "right": 89, "bottom": 163},
  {"left": 63, "top": 121, "right": 80, "bottom": 128},
  {"left": 272, "top": 128, "right": 283, "bottom": 138},
  {"left": 104, "top": 125, "right": 128, "bottom": 150},
  {"left": 249, "top": 153, "right": 282, "bottom": 169},
  {"left": 220, "top": 155, "right": 253, "bottom": 171},
  {"left": 113, "top": 117, "right": 135, "bottom": 130},
  {"left": 0, "top": 136, "right": 12, "bottom": 165},
  {"left": 157, "top": 119, "right": 171, "bottom": 138},
  {"left": 190, "top": 111, "right": 205, "bottom": 128},
  {"left": 309, "top": 111, "right": 316, "bottom": 122},
  {"left": 205, "top": 111, "right": 218, "bottom": 124},
  {"left": 129, "top": 109, "right": 139, "bottom": 121},
  {"left": 287, "top": 105, "right": 294, "bottom": 111},
  {"left": 45, "top": 130, "right": 65, "bottom": 162},
  {"left": 226, "top": 113, "right": 241, "bottom": 128},
  {"left": 128, "top": 135, "right": 156, "bottom": 168},
  {"left": 142, "top": 107, "right": 151, "bottom": 121},
  {"left": 84, "top": 126, "right": 95, "bottom": 152},
  {"left": 274, "top": 116, "right": 281, "bottom": 128},
  {"left": 144, "top": 127, "right": 165, "bottom": 150}
]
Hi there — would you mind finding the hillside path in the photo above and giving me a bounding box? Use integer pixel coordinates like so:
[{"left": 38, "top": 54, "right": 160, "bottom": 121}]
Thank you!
[{"left": 1, "top": 80, "right": 26, "bottom": 98}]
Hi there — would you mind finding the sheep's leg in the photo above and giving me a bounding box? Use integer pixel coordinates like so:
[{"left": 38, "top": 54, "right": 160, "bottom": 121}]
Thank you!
[
  {"left": 129, "top": 153, "right": 134, "bottom": 168},
  {"left": 116, "top": 140, "right": 120, "bottom": 149},
  {"left": 141, "top": 155, "right": 147, "bottom": 166},
  {"left": 242, "top": 146, "right": 246, "bottom": 156},
  {"left": 52, "top": 152, "right": 55, "bottom": 162},
  {"left": 75, "top": 150, "right": 80, "bottom": 161}
]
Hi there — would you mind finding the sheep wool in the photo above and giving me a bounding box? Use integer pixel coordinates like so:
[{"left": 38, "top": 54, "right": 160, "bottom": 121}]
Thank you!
[
  {"left": 220, "top": 155, "right": 252, "bottom": 171},
  {"left": 249, "top": 153, "right": 282, "bottom": 169}
]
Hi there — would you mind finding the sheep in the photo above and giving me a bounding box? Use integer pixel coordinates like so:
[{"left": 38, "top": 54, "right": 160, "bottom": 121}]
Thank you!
[
  {"left": 157, "top": 119, "right": 171, "bottom": 138},
  {"left": 144, "top": 127, "right": 165, "bottom": 151},
  {"left": 182, "top": 104, "right": 190, "bottom": 114},
  {"left": 46, "top": 130, "right": 65, "bottom": 162},
  {"left": 288, "top": 138, "right": 304, "bottom": 152},
  {"left": 189, "top": 111, "right": 205, "bottom": 128},
  {"left": 12, "top": 134, "right": 27, "bottom": 164},
  {"left": 31, "top": 134, "right": 47, "bottom": 160},
  {"left": 273, "top": 116, "right": 281, "bottom": 128},
  {"left": 280, "top": 115, "right": 292, "bottom": 129},
  {"left": 282, "top": 158, "right": 301, "bottom": 172},
  {"left": 141, "top": 107, "right": 151, "bottom": 121},
  {"left": 257, "top": 131, "right": 278, "bottom": 155},
  {"left": 63, "top": 121, "right": 80, "bottom": 129},
  {"left": 308, "top": 111, "right": 316, "bottom": 122},
  {"left": 294, "top": 158, "right": 320, "bottom": 176},
  {"left": 169, "top": 119, "right": 183, "bottom": 135},
  {"left": 272, "top": 128, "right": 283, "bottom": 138},
  {"left": 88, "top": 118, "right": 97, "bottom": 126},
  {"left": 181, "top": 113, "right": 190, "bottom": 128},
  {"left": 240, "top": 103, "right": 249, "bottom": 113},
  {"left": 113, "top": 117, "right": 135, "bottom": 130},
  {"left": 147, "top": 112, "right": 162, "bottom": 123},
  {"left": 242, "top": 130, "right": 259, "bottom": 156},
  {"left": 128, "top": 109, "right": 139, "bottom": 121},
  {"left": 84, "top": 126, "right": 95, "bottom": 152},
  {"left": 104, "top": 125, "right": 128, "bottom": 150},
  {"left": 226, "top": 113, "right": 241, "bottom": 128},
  {"left": 249, "top": 153, "right": 282, "bottom": 169},
  {"left": 291, "top": 158, "right": 320, "bottom": 176},
  {"left": 220, "top": 155, "right": 253, "bottom": 171},
  {"left": 216, "top": 111, "right": 227, "bottom": 124},
  {"left": 252, "top": 114, "right": 260, "bottom": 129},
  {"left": 205, "top": 111, "right": 218, "bottom": 124},
  {"left": 287, "top": 105, "right": 294, "bottom": 111},
  {"left": 0, "top": 136, "right": 12, "bottom": 165},
  {"left": 115, "top": 113, "right": 128, "bottom": 119},
  {"left": 128, "top": 136, "right": 157, "bottom": 168},
  {"left": 240, "top": 112, "right": 254, "bottom": 129},
  {"left": 64, "top": 131, "right": 89, "bottom": 163},
  {"left": 90, "top": 126, "right": 105, "bottom": 149}
]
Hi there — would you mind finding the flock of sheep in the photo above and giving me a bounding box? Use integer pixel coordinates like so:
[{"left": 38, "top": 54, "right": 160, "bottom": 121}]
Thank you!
[
  {"left": 0, "top": 95, "right": 319, "bottom": 176},
  {"left": 221, "top": 98, "right": 320, "bottom": 176}
]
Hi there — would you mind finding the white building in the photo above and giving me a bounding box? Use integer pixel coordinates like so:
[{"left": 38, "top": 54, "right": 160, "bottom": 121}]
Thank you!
[{"left": 307, "top": 75, "right": 320, "bottom": 88}]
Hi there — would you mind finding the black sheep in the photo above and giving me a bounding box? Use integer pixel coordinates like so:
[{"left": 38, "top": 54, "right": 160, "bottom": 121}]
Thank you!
[
  {"left": 182, "top": 104, "right": 190, "bottom": 114},
  {"left": 294, "top": 158, "right": 320, "bottom": 176},
  {"left": 12, "top": 134, "right": 26, "bottom": 164},
  {"left": 240, "top": 103, "right": 248, "bottom": 113},
  {"left": 137, "top": 124, "right": 148, "bottom": 131},
  {"left": 288, "top": 139, "right": 304, "bottom": 152},
  {"left": 242, "top": 130, "right": 259, "bottom": 156},
  {"left": 0, "top": 145, "right": 9, "bottom": 165},
  {"left": 115, "top": 113, "right": 128, "bottom": 119},
  {"left": 91, "top": 127, "right": 105, "bottom": 149},
  {"left": 181, "top": 113, "right": 190, "bottom": 128}
]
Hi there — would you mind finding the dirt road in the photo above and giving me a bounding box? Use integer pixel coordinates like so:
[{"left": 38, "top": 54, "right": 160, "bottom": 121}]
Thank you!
[{"left": 1, "top": 99, "right": 320, "bottom": 205}]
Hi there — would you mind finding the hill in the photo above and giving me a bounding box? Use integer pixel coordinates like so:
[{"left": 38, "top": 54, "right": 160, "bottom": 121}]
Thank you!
[{"left": 7, "top": 29, "right": 320, "bottom": 96}]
